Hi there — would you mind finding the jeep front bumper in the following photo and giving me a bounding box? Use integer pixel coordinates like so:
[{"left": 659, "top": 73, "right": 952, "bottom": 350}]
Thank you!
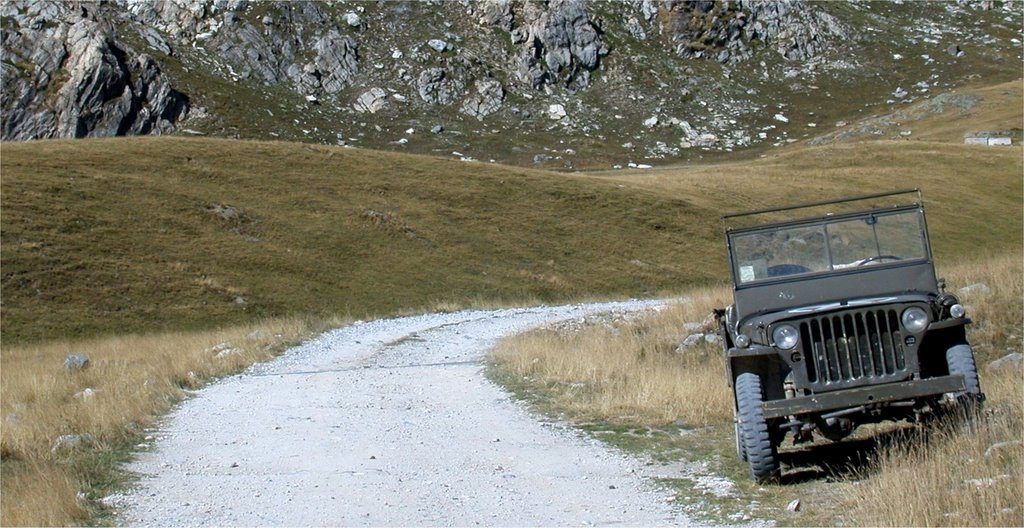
[{"left": 761, "top": 375, "right": 967, "bottom": 419}]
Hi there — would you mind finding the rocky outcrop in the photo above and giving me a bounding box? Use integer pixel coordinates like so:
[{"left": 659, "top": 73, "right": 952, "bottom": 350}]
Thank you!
[
  {"left": 481, "top": 0, "right": 608, "bottom": 91},
  {"left": 664, "top": 0, "right": 848, "bottom": 64},
  {"left": 1, "top": 0, "right": 189, "bottom": 140},
  {"left": 417, "top": 67, "right": 466, "bottom": 106}
]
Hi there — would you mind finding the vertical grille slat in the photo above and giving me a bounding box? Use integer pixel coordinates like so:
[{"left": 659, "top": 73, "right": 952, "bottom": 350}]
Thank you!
[{"left": 794, "top": 308, "right": 910, "bottom": 391}]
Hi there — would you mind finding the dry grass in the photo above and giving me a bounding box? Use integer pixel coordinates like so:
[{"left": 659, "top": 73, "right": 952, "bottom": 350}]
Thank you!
[
  {"left": 937, "top": 251, "right": 1024, "bottom": 363},
  {"left": 490, "top": 286, "right": 733, "bottom": 426},
  {"left": 0, "top": 314, "right": 346, "bottom": 526},
  {"left": 489, "top": 251, "right": 1022, "bottom": 526},
  {"left": 842, "top": 370, "right": 1023, "bottom": 527},
  {"left": 836, "top": 252, "right": 1024, "bottom": 527}
]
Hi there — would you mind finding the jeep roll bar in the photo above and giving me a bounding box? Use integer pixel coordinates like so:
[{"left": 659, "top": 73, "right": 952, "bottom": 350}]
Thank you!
[{"left": 721, "top": 188, "right": 922, "bottom": 221}]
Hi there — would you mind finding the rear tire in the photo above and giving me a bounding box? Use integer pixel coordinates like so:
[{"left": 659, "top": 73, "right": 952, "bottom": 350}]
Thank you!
[
  {"left": 734, "top": 419, "right": 747, "bottom": 461},
  {"left": 736, "top": 373, "right": 780, "bottom": 483}
]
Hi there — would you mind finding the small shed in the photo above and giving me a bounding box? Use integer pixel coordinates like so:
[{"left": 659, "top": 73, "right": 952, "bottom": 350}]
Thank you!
[{"left": 964, "top": 132, "right": 1014, "bottom": 146}]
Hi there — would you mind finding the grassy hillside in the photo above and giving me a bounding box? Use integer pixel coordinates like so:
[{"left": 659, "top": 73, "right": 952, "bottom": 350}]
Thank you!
[
  {"left": 3, "top": 113, "right": 1021, "bottom": 344},
  {"left": 1, "top": 137, "right": 722, "bottom": 343}
]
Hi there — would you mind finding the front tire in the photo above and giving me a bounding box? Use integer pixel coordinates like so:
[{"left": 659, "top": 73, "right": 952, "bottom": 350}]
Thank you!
[
  {"left": 735, "top": 373, "right": 780, "bottom": 482},
  {"left": 946, "top": 343, "right": 981, "bottom": 396},
  {"left": 946, "top": 343, "right": 983, "bottom": 427}
]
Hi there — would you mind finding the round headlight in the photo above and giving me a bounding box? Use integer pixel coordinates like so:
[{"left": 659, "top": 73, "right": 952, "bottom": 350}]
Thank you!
[
  {"left": 735, "top": 334, "right": 750, "bottom": 348},
  {"left": 772, "top": 324, "right": 799, "bottom": 350},
  {"left": 950, "top": 304, "right": 966, "bottom": 319},
  {"left": 901, "top": 307, "right": 929, "bottom": 333}
]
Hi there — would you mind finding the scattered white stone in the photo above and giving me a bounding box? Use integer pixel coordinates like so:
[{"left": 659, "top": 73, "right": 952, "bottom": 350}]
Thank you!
[
  {"left": 392, "top": 49, "right": 403, "bottom": 59},
  {"left": 207, "top": 342, "right": 233, "bottom": 354},
  {"left": 984, "top": 440, "right": 1023, "bottom": 458},
  {"left": 958, "top": 283, "right": 991, "bottom": 296},
  {"left": 74, "top": 388, "right": 97, "bottom": 401},
  {"left": 774, "top": 113, "right": 789, "bottom": 123},
  {"left": 64, "top": 353, "right": 90, "bottom": 371},
  {"left": 215, "top": 348, "right": 241, "bottom": 359},
  {"left": 52, "top": 434, "right": 94, "bottom": 453},
  {"left": 787, "top": 499, "right": 801, "bottom": 512},
  {"left": 427, "top": 39, "right": 449, "bottom": 52},
  {"left": 643, "top": 116, "right": 658, "bottom": 128},
  {"left": 548, "top": 104, "right": 567, "bottom": 120},
  {"left": 405, "top": 128, "right": 415, "bottom": 135},
  {"left": 343, "top": 12, "right": 361, "bottom": 27}
]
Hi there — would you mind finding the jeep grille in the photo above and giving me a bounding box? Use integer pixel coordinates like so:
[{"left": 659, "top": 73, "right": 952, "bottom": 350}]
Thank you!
[{"left": 798, "top": 309, "right": 912, "bottom": 391}]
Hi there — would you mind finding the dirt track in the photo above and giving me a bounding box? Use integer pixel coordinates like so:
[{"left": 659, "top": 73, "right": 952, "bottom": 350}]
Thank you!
[{"left": 116, "top": 301, "right": 695, "bottom": 526}]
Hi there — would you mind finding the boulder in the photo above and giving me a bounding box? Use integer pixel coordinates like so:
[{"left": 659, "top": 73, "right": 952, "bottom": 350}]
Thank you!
[
  {"left": 427, "top": 38, "right": 450, "bottom": 52},
  {"left": 63, "top": 353, "right": 90, "bottom": 371},
  {"left": 354, "top": 87, "right": 388, "bottom": 113},
  {"left": 312, "top": 31, "right": 360, "bottom": 94},
  {"left": 548, "top": 103, "right": 567, "bottom": 120},
  {"left": 343, "top": 12, "right": 362, "bottom": 28},
  {"left": 416, "top": 68, "right": 465, "bottom": 105},
  {"left": 460, "top": 78, "right": 505, "bottom": 119},
  {"left": 51, "top": 434, "right": 95, "bottom": 453},
  {"left": 986, "top": 352, "right": 1022, "bottom": 374}
]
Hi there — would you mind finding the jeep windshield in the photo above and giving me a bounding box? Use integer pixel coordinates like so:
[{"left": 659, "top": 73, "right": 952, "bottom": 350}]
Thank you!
[{"left": 729, "top": 207, "right": 929, "bottom": 286}]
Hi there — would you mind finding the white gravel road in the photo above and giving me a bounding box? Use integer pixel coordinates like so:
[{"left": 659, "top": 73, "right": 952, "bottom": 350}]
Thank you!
[{"left": 116, "top": 300, "right": 697, "bottom": 526}]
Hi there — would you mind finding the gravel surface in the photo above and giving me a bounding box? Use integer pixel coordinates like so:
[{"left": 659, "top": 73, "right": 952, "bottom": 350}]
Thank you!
[{"left": 116, "top": 300, "right": 696, "bottom": 526}]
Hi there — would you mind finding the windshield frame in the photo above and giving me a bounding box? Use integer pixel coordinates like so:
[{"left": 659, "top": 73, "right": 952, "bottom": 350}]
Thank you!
[{"left": 726, "top": 204, "right": 933, "bottom": 289}]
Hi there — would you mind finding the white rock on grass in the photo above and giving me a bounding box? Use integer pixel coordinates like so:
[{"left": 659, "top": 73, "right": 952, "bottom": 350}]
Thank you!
[{"left": 64, "top": 353, "right": 90, "bottom": 371}]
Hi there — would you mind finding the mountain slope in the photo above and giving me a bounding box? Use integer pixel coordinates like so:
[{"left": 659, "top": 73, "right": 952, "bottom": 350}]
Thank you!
[{"left": 2, "top": 0, "right": 1021, "bottom": 167}]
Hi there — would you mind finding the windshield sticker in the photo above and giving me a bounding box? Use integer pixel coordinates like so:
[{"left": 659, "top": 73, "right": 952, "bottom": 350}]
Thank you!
[{"left": 739, "top": 266, "right": 755, "bottom": 283}]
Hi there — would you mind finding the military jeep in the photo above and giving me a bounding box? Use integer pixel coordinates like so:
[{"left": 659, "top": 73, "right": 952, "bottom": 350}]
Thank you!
[{"left": 716, "top": 189, "right": 983, "bottom": 482}]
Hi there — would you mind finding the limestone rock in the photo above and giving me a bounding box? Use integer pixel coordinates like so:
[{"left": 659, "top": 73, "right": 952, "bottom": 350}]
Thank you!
[
  {"left": 1, "top": 1, "right": 188, "bottom": 140},
  {"left": 63, "top": 353, "right": 90, "bottom": 371},
  {"left": 354, "top": 87, "right": 388, "bottom": 113},
  {"left": 427, "top": 38, "right": 450, "bottom": 52},
  {"left": 417, "top": 68, "right": 465, "bottom": 105},
  {"left": 987, "top": 352, "right": 1022, "bottom": 374},
  {"left": 311, "top": 31, "right": 360, "bottom": 94},
  {"left": 51, "top": 434, "right": 95, "bottom": 453},
  {"left": 460, "top": 78, "right": 504, "bottom": 119}
]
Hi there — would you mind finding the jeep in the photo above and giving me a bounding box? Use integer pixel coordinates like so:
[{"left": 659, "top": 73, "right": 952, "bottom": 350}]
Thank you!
[{"left": 716, "top": 189, "right": 983, "bottom": 482}]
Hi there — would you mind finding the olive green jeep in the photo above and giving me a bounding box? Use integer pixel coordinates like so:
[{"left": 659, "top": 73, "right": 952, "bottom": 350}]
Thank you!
[{"left": 716, "top": 189, "right": 983, "bottom": 482}]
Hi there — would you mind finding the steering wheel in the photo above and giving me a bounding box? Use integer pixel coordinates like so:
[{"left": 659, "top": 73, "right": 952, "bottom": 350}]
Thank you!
[{"left": 857, "top": 255, "right": 902, "bottom": 266}]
